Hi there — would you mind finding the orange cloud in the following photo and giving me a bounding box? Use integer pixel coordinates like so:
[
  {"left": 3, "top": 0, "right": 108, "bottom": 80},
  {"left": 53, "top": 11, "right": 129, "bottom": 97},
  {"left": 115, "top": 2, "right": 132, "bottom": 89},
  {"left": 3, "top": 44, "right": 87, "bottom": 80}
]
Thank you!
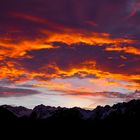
[
  {"left": 0, "top": 23, "right": 137, "bottom": 62},
  {"left": 42, "top": 30, "right": 135, "bottom": 45},
  {"left": 0, "top": 56, "right": 140, "bottom": 91},
  {"left": 0, "top": 22, "right": 140, "bottom": 92},
  {"left": 106, "top": 46, "right": 140, "bottom": 55},
  {"left": 0, "top": 37, "right": 58, "bottom": 58}
]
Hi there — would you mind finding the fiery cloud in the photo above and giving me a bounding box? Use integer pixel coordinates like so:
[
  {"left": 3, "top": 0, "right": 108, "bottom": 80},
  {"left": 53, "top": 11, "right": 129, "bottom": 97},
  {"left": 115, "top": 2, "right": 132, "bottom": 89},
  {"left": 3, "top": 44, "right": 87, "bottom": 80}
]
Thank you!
[{"left": 0, "top": 0, "right": 140, "bottom": 107}]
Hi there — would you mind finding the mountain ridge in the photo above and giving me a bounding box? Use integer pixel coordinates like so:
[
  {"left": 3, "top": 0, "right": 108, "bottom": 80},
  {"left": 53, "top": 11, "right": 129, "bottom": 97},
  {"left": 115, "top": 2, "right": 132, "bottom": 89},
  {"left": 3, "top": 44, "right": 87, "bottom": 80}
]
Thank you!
[
  {"left": 0, "top": 99, "right": 140, "bottom": 120},
  {"left": 0, "top": 99, "right": 140, "bottom": 137}
]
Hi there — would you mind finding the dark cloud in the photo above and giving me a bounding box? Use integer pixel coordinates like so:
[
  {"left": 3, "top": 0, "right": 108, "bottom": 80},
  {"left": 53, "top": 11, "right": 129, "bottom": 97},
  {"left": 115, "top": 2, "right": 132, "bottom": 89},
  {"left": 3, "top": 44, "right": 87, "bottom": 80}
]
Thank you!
[
  {"left": 0, "top": 86, "right": 40, "bottom": 97},
  {"left": 0, "top": 0, "right": 137, "bottom": 38},
  {"left": 14, "top": 42, "right": 140, "bottom": 79}
]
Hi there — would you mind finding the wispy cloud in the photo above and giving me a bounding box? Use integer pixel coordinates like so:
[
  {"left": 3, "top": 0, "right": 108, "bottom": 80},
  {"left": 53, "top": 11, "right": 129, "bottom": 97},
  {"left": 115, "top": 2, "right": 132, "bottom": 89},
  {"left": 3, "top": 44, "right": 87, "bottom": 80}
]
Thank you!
[{"left": 0, "top": 86, "right": 40, "bottom": 97}]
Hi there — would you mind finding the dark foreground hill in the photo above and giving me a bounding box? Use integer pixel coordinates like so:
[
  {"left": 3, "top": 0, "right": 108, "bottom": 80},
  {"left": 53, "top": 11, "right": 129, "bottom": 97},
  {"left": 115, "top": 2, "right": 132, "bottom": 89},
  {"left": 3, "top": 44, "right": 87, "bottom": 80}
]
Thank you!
[{"left": 1, "top": 100, "right": 140, "bottom": 138}]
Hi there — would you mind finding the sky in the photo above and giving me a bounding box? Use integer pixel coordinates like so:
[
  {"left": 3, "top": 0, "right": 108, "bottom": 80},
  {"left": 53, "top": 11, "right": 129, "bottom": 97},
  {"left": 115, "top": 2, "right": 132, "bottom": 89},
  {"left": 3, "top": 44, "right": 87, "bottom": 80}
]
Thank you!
[{"left": 0, "top": 0, "right": 140, "bottom": 108}]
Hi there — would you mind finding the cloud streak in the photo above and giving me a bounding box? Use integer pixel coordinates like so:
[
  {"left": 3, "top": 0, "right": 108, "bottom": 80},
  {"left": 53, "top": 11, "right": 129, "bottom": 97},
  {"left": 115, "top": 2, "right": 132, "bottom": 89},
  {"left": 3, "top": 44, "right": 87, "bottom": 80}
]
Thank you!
[
  {"left": 46, "top": 89, "right": 140, "bottom": 102},
  {"left": 0, "top": 86, "right": 40, "bottom": 97}
]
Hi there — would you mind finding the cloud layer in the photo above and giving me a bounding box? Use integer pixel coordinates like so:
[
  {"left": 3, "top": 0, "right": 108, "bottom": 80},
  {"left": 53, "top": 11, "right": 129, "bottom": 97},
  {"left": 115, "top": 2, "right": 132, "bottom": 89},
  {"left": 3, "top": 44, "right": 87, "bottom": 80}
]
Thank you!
[{"left": 0, "top": 0, "right": 140, "bottom": 107}]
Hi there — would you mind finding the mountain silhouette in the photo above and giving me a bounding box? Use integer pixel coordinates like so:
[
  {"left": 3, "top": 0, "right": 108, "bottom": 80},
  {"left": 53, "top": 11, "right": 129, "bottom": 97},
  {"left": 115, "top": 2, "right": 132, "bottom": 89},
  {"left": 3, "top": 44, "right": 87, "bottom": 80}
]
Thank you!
[{"left": 0, "top": 100, "right": 140, "bottom": 138}]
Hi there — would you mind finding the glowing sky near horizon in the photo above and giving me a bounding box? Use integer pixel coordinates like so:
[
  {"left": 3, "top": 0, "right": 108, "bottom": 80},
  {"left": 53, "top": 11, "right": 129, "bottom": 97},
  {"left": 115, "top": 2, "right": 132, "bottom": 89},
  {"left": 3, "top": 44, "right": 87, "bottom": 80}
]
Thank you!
[{"left": 0, "top": 0, "right": 140, "bottom": 108}]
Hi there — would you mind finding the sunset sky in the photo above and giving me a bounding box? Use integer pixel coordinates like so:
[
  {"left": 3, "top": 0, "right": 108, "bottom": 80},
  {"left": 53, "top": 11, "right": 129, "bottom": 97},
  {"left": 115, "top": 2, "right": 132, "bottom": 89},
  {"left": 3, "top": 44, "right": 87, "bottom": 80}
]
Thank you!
[{"left": 0, "top": 0, "right": 140, "bottom": 108}]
